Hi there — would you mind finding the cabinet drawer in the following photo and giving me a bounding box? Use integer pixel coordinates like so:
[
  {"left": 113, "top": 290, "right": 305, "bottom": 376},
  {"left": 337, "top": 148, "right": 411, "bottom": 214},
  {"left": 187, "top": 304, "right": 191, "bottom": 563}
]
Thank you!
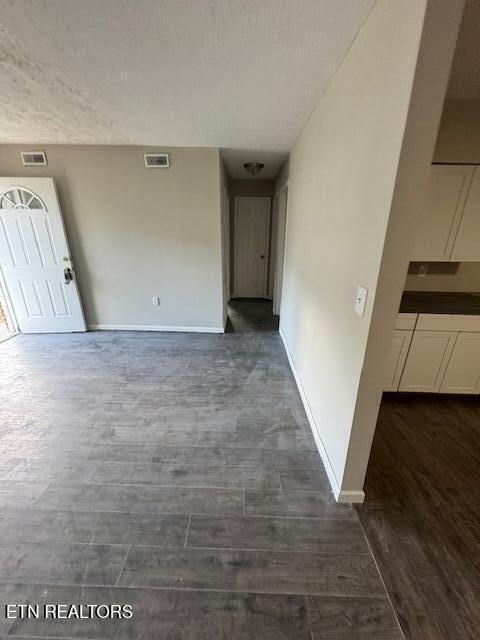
[{"left": 416, "top": 314, "right": 480, "bottom": 332}]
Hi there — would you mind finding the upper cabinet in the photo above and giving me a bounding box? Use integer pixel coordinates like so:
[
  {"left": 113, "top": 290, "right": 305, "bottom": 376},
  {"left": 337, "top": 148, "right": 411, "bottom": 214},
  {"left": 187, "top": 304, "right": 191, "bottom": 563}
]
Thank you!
[
  {"left": 412, "top": 164, "right": 475, "bottom": 261},
  {"left": 451, "top": 168, "right": 480, "bottom": 261}
]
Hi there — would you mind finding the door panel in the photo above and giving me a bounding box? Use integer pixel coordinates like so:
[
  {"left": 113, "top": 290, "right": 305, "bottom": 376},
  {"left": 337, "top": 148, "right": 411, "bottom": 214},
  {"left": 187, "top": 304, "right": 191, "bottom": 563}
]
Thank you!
[
  {"left": 234, "top": 197, "right": 270, "bottom": 298},
  {"left": 0, "top": 178, "right": 85, "bottom": 333},
  {"left": 31, "top": 216, "right": 58, "bottom": 266},
  {"left": 440, "top": 332, "right": 480, "bottom": 393},
  {"left": 47, "top": 279, "right": 71, "bottom": 317},
  {"left": 384, "top": 330, "right": 413, "bottom": 391},
  {"left": 20, "top": 280, "right": 44, "bottom": 317},
  {"left": 411, "top": 165, "right": 474, "bottom": 261},
  {"left": 399, "top": 330, "right": 457, "bottom": 392},
  {"left": 451, "top": 167, "right": 480, "bottom": 261}
]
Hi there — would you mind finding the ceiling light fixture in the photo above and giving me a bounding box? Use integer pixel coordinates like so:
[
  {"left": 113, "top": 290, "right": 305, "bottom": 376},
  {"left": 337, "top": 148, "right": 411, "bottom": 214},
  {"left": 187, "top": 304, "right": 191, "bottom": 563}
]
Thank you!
[{"left": 243, "top": 162, "right": 265, "bottom": 177}]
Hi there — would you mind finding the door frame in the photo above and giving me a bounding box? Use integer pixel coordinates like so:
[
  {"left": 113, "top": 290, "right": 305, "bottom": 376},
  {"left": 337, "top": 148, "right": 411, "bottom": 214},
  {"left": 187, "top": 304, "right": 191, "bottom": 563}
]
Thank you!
[
  {"left": 220, "top": 184, "right": 230, "bottom": 325},
  {"left": 233, "top": 196, "right": 271, "bottom": 298},
  {"left": 272, "top": 182, "right": 289, "bottom": 315}
]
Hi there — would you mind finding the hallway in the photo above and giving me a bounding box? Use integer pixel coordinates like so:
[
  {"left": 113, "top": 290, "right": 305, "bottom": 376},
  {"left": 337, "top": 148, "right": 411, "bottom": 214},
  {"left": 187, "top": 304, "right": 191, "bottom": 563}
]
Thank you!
[
  {"left": 0, "top": 303, "right": 401, "bottom": 639},
  {"left": 227, "top": 298, "right": 279, "bottom": 333}
]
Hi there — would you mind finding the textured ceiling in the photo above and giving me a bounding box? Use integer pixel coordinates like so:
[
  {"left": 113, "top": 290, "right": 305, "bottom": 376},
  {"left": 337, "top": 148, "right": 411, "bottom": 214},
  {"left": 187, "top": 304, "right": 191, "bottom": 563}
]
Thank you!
[
  {"left": 0, "top": 0, "right": 375, "bottom": 178},
  {"left": 447, "top": 0, "right": 480, "bottom": 99}
]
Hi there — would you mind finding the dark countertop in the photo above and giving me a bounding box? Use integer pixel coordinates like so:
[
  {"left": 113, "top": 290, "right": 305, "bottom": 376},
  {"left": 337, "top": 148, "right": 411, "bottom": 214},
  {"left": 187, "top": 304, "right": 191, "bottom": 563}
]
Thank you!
[{"left": 400, "top": 291, "right": 480, "bottom": 315}]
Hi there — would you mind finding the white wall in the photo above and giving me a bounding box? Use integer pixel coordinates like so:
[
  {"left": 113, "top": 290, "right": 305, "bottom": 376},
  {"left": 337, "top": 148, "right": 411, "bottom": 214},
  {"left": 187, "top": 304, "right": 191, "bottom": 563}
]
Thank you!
[
  {"left": 343, "top": 0, "right": 465, "bottom": 494},
  {"left": 279, "top": 0, "right": 463, "bottom": 500},
  {"left": 0, "top": 145, "right": 224, "bottom": 331}
]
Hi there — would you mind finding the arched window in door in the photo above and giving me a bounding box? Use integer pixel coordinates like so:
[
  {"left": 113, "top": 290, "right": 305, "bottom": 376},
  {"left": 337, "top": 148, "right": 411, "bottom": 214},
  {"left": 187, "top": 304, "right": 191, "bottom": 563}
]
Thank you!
[{"left": 0, "top": 187, "right": 46, "bottom": 211}]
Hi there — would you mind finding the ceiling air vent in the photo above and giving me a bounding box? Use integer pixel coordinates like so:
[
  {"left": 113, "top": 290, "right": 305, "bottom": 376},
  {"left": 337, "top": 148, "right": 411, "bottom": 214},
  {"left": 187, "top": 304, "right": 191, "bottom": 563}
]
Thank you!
[
  {"left": 21, "top": 151, "right": 47, "bottom": 166},
  {"left": 144, "top": 153, "right": 170, "bottom": 168}
]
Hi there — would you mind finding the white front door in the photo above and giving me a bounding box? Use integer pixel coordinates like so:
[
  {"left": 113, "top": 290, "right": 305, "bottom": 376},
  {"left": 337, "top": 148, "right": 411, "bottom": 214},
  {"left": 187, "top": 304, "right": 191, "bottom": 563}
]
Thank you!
[
  {"left": 234, "top": 197, "right": 270, "bottom": 298},
  {"left": 0, "top": 178, "right": 86, "bottom": 333}
]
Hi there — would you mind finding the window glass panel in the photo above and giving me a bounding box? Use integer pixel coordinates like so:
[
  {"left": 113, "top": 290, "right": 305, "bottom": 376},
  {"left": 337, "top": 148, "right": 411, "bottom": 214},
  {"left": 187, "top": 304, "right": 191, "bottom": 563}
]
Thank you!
[
  {"left": 29, "top": 197, "right": 43, "bottom": 209},
  {"left": 18, "top": 188, "right": 30, "bottom": 205}
]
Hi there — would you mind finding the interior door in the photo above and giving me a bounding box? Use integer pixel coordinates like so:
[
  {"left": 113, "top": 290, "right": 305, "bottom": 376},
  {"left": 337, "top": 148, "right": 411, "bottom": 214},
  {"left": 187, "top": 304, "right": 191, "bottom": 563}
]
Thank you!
[
  {"left": 0, "top": 177, "right": 86, "bottom": 333},
  {"left": 234, "top": 197, "right": 270, "bottom": 298}
]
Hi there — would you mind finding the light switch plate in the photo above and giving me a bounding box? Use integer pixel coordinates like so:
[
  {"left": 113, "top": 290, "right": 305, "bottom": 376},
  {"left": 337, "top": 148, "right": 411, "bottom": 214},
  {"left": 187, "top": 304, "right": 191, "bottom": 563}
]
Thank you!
[{"left": 355, "top": 286, "right": 368, "bottom": 316}]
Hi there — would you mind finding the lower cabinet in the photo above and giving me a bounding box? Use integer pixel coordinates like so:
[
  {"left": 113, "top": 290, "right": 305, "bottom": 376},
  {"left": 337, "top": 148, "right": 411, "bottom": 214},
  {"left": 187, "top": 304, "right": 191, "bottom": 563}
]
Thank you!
[
  {"left": 384, "top": 330, "right": 413, "bottom": 391},
  {"left": 398, "top": 330, "right": 457, "bottom": 392},
  {"left": 386, "top": 314, "right": 480, "bottom": 394},
  {"left": 440, "top": 332, "right": 480, "bottom": 393}
]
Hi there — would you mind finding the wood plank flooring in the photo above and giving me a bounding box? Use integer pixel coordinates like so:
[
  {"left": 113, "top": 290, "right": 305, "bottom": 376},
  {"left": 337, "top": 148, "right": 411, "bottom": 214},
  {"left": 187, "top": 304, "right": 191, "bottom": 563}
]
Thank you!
[
  {"left": 0, "top": 300, "right": 403, "bottom": 639},
  {"left": 357, "top": 392, "right": 480, "bottom": 640}
]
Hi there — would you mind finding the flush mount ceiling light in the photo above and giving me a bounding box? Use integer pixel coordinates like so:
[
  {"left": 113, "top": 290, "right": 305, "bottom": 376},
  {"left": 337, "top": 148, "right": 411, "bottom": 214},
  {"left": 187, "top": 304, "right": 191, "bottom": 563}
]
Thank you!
[{"left": 243, "top": 162, "right": 265, "bottom": 177}]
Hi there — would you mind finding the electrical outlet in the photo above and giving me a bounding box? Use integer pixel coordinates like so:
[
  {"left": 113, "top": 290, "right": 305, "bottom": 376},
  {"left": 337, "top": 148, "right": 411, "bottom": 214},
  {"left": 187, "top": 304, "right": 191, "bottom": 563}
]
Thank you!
[
  {"left": 152, "top": 296, "right": 160, "bottom": 306},
  {"left": 418, "top": 263, "right": 428, "bottom": 277}
]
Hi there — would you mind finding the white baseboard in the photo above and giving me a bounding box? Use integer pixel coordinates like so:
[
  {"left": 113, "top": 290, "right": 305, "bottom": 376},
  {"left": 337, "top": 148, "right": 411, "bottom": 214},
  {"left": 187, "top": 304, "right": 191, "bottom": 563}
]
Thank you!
[
  {"left": 88, "top": 324, "right": 225, "bottom": 334},
  {"left": 279, "top": 328, "right": 364, "bottom": 504},
  {"left": 337, "top": 490, "right": 365, "bottom": 503}
]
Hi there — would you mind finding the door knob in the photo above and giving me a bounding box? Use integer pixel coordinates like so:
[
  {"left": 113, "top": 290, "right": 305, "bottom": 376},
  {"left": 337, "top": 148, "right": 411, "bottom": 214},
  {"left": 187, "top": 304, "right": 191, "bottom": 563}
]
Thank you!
[
  {"left": 64, "top": 267, "right": 73, "bottom": 285},
  {"left": 260, "top": 255, "right": 265, "bottom": 260}
]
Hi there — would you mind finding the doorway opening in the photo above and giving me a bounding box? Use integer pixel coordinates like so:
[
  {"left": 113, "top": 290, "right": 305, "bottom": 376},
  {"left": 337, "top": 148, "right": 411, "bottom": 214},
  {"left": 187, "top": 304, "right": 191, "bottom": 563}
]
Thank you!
[{"left": 229, "top": 186, "right": 288, "bottom": 332}]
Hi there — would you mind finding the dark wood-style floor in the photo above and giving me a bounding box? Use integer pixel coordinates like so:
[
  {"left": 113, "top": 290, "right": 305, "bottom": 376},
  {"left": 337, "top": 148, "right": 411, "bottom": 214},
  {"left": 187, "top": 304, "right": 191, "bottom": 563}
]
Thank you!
[
  {"left": 0, "top": 300, "right": 402, "bottom": 639},
  {"left": 357, "top": 393, "right": 480, "bottom": 640}
]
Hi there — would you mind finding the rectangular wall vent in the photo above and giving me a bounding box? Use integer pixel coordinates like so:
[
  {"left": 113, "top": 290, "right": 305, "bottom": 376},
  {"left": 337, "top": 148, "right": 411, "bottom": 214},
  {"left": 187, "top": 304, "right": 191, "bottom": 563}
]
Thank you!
[
  {"left": 21, "top": 151, "right": 47, "bottom": 166},
  {"left": 144, "top": 153, "right": 170, "bottom": 168}
]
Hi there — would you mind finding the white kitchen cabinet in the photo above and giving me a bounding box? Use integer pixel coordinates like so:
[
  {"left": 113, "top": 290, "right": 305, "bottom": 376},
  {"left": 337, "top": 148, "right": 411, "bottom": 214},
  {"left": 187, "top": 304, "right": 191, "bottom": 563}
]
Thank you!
[
  {"left": 412, "top": 164, "right": 475, "bottom": 261},
  {"left": 399, "top": 330, "right": 457, "bottom": 392},
  {"left": 440, "top": 332, "right": 480, "bottom": 393},
  {"left": 384, "top": 330, "right": 413, "bottom": 391},
  {"left": 451, "top": 167, "right": 480, "bottom": 261}
]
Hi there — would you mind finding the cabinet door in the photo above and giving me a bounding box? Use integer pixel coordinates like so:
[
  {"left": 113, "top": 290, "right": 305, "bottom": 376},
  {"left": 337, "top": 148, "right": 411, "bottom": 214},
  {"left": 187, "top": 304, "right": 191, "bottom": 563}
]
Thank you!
[
  {"left": 384, "top": 330, "right": 413, "bottom": 391},
  {"left": 451, "top": 167, "right": 480, "bottom": 261},
  {"left": 440, "top": 332, "right": 480, "bottom": 394},
  {"left": 399, "top": 331, "right": 457, "bottom": 392},
  {"left": 412, "top": 165, "right": 474, "bottom": 261}
]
